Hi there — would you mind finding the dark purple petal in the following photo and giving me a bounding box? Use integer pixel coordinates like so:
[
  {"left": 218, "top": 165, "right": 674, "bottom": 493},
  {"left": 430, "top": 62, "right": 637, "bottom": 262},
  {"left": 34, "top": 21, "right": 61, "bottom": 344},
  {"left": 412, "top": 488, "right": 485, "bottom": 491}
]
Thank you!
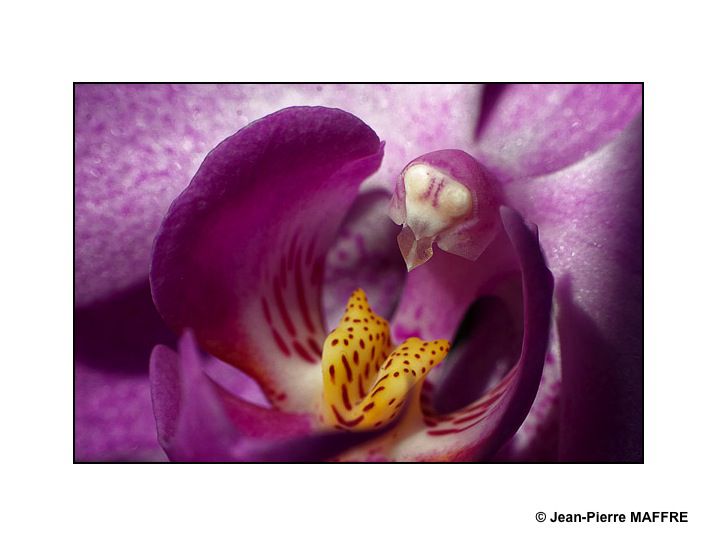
[
  {"left": 75, "top": 84, "right": 480, "bottom": 306},
  {"left": 151, "top": 107, "right": 383, "bottom": 412},
  {"left": 506, "top": 116, "right": 642, "bottom": 461},
  {"left": 74, "top": 284, "right": 174, "bottom": 461},
  {"left": 474, "top": 84, "right": 642, "bottom": 180}
]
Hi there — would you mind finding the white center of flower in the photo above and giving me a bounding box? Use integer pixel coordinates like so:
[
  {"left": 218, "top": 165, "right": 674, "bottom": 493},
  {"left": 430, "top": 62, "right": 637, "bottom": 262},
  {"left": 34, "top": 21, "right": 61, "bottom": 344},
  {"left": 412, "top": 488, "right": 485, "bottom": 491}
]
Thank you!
[{"left": 403, "top": 164, "right": 472, "bottom": 239}]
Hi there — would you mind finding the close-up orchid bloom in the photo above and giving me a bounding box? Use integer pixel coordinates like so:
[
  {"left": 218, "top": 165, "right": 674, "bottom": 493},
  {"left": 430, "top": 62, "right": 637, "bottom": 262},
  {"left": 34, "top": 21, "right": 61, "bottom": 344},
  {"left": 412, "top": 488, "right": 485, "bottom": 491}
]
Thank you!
[{"left": 74, "top": 83, "right": 643, "bottom": 462}]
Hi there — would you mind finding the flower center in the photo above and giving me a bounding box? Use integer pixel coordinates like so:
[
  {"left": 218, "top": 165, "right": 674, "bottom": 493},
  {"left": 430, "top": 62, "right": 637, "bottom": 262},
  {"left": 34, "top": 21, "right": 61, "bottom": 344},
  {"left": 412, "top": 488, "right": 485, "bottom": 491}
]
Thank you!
[{"left": 321, "top": 289, "right": 450, "bottom": 430}]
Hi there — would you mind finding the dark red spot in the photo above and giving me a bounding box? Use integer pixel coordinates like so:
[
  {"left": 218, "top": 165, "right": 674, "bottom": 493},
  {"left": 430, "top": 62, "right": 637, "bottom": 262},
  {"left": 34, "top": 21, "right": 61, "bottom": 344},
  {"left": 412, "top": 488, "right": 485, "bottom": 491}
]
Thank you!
[
  {"left": 403, "top": 360, "right": 409, "bottom": 365},
  {"left": 388, "top": 398, "right": 396, "bottom": 406},
  {"left": 393, "top": 372, "right": 399, "bottom": 378},
  {"left": 359, "top": 339, "right": 365, "bottom": 349},
  {"left": 329, "top": 364, "right": 336, "bottom": 383},
  {"left": 415, "top": 354, "right": 420, "bottom": 359},
  {"left": 341, "top": 385, "right": 352, "bottom": 411},
  {"left": 331, "top": 339, "right": 339, "bottom": 346},
  {"left": 344, "top": 339, "right": 349, "bottom": 346},
  {"left": 331, "top": 405, "right": 364, "bottom": 427},
  {"left": 363, "top": 402, "right": 375, "bottom": 412},
  {"left": 341, "top": 355, "right": 353, "bottom": 381}
]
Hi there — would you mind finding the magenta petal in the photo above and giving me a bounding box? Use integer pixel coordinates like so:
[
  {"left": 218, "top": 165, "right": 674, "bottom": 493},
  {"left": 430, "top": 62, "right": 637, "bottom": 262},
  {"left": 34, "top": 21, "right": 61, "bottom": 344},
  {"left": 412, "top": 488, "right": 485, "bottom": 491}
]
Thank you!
[
  {"left": 474, "top": 84, "right": 642, "bottom": 180},
  {"left": 150, "top": 331, "right": 389, "bottom": 461},
  {"left": 506, "top": 116, "right": 642, "bottom": 461},
  {"left": 75, "top": 84, "right": 480, "bottom": 307},
  {"left": 151, "top": 107, "right": 384, "bottom": 411}
]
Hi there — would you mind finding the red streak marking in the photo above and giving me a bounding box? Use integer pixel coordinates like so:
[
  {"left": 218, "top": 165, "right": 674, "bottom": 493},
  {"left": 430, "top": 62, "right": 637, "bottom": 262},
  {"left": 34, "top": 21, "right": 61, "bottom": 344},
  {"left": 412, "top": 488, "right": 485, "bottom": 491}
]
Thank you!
[
  {"left": 273, "top": 277, "right": 296, "bottom": 336},
  {"left": 353, "top": 351, "right": 359, "bottom": 365},
  {"left": 271, "top": 328, "right": 291, "bottom": 357},
  {"left": 341, "top": 385, "right": 352, "bottom": 411},
  {"left": 305, "top": 237, "right": 317, "bottom": 266},
  {"left": 376, "top": 374, "right": 389, "bottom": 384},
  {"left": 307, "top": 337, "right": 323, "bottom": 357},
  {"left": 363, "top": 402, "right": 375, "bottom": 412},
  {"left": 292, "top": 341, "right": 316, "bottom": 364},
  {"left": 288, "top": 233, "right": 299, "bottom": 271},
  {"left": 364, "top": 364, "right": 369, "bottom": 378},
  {"left": 329, "top": 364, "right": 335, "bottom": 383},
  {"left": 464, "top": 390, "right": 504, "bottom": 412},
  {"left": 451, "top": 409, "right": 489, "bottom": 424},
  {"left": 358, "top": 377, "right": 365, "bottom": 397},
  {"left": 310, "top": 258, "right": 323, "bottom": 286},
  {"left": 424, "top": 418, "right": 438, "bottom": 427},
  {"left": 261, "top": 297, "right": 272, "bottom": 325},
  {"left": 427, "top": 418, "right": 484, "bottom": 436},
  {"left": 280, "top": 256, "right": 288, "bottom": 288},
  {"left": 331, "top": 405, "right": 364, "bottom": 427},
  {"left": 294, "top": 260, "right": 315, "bottom": 334},
  {"left": 277, "top": 393, "right": 287, "bottom": 401},
  {"left": 371, "top": 386, "right": 385, "bottom": 397},
  {"left": 342, "top": 355, "right": 353, "bottom": 381}
]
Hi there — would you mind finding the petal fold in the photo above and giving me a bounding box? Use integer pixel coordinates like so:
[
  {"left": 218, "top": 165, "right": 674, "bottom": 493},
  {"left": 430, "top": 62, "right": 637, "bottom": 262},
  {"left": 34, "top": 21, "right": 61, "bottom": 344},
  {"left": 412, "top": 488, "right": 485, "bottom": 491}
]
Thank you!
[{"left": 151, "top": 107, "right": 384, "bottom": 412}]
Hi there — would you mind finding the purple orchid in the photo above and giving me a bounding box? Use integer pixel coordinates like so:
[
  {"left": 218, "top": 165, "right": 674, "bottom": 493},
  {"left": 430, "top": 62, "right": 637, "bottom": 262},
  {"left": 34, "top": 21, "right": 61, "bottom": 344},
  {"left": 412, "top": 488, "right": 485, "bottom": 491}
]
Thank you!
[{"left": 74, "top": 84, "right": 642, "bottom": 462}]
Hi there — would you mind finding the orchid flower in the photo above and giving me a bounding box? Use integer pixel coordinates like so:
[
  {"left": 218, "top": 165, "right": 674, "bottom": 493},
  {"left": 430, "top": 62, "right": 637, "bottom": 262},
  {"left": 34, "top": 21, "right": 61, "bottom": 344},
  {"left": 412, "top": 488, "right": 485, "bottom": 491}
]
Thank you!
[{"left": 74, "top": 84, "right": 642, "bottom": 462}]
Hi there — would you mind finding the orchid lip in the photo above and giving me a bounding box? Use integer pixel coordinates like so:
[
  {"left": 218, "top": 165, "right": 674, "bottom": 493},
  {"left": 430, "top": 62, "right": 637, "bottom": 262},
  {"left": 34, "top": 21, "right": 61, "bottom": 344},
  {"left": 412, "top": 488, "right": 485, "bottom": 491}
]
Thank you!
[{"left": 321, "top": 289, "right": 450, "bottom": 431}]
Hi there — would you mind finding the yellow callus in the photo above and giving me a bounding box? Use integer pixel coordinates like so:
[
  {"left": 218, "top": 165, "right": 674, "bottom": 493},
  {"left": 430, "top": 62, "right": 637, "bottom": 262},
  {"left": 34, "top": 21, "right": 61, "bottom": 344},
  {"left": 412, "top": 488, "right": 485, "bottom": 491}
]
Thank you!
[{"left": 321, "top": 289, "right": 450, "bottom": 430}]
